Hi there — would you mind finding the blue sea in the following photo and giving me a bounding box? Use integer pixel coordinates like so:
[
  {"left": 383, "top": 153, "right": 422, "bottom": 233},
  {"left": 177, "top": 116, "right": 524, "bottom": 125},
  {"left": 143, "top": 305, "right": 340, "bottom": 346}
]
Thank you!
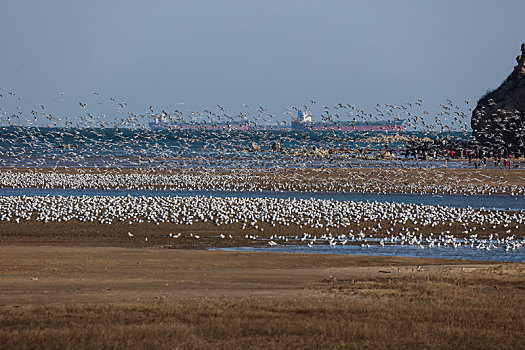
[{"left": 0, "top": 126, "right": 475, "bottom": 169}]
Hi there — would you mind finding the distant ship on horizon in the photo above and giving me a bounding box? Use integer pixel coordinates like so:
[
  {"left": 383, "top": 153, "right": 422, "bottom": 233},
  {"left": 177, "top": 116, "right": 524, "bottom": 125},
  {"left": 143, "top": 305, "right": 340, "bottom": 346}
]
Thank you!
[
  {"left": 149, "top": 114, "right": 250, "bottom": 131},
  {"left": 149, "top": 111, "right": 404, "bottom": 132},
  {"left": 291, "top": 111, "right": 405, "bottom": 132}
]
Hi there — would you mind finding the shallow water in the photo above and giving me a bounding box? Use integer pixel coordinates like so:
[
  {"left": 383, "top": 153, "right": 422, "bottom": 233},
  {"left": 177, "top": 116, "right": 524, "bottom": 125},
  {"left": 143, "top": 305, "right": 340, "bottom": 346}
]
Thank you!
[
  {"left": 0, "top": 188, "right": 523, "bottom": 211},
  {"left": 212, "top": 244, "right": 525, "bottom": 263}
]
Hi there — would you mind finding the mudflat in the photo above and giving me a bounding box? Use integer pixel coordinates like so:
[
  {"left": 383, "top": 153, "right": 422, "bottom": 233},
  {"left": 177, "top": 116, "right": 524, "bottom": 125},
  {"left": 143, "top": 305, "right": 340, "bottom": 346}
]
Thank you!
[{"left": 0, "top": 245, "right": 486, "bottom": 305}]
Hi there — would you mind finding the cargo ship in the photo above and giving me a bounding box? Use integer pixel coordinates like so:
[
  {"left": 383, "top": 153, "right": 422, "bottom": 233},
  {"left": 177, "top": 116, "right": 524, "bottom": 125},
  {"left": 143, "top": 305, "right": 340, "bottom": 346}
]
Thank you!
[
  {"left": 149, "top": 114, "right": 249, "bottom": 130},
  {"left": 291, "top": 111, "right": 404, "bottom": 131},
  {"left": 149, "top": 111, "right": 404, "bottom": 132}
]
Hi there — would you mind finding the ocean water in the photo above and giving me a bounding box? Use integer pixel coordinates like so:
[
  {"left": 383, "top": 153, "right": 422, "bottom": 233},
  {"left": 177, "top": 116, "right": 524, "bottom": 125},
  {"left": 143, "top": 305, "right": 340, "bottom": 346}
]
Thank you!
[{"left": 0, "top": 126, "right": 474, "bottom": 169}]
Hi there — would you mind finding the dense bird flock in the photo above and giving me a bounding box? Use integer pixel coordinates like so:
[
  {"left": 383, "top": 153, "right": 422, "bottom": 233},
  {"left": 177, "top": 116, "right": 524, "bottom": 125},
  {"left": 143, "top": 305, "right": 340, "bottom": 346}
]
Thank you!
[
  {"left": 0, "top": 170, "right": 524, "bottom": 195},
  {"left": 1, "top": 88, "right": 524, "bottom": 260},
  {"left": 0, "top": 88, "right": 480, "bottom": 171},
  {"left": 1, "top": 88, "right": 471, "bottom": 132},
  {"left": 0, "top": 195, "right": 523, "bottom": 254},
  {"left": 0, "top": 88, "right": 521, "bottom": 175}
]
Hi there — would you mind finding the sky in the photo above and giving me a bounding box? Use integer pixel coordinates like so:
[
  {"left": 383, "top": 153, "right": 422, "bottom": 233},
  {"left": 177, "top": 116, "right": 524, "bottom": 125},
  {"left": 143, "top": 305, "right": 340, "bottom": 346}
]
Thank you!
[{"left": 1, "top": 0, "right": 524, "bottom": 127}]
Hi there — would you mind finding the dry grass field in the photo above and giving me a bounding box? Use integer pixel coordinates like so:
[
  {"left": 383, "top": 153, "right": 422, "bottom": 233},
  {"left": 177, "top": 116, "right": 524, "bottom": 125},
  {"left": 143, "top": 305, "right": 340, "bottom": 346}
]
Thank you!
[{"left": 0, "top": 246, "right": 524, "bottom": 349}]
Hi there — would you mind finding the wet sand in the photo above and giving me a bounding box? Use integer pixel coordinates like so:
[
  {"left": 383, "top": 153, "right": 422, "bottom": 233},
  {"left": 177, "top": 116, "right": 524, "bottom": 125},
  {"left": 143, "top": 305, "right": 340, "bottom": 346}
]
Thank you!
[
  {"left": 0, "top": 245, "right": 485, "bottom": 306},
  {"left": 1, "top": 218, "right": 524, "bottom": 249}
]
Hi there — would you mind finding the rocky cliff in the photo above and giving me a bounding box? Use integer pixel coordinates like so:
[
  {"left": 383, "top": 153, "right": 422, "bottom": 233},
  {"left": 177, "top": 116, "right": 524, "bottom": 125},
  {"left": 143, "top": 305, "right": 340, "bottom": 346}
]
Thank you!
[{"left": 471, "top": 43, "right": 525, "bottom": 156}]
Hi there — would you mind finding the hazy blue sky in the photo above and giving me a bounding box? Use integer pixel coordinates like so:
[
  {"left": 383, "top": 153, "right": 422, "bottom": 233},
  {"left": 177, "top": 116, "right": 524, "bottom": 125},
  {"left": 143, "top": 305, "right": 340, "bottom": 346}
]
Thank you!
[{"left": 1, "top": 0, "right": 524, "bottom": 125}]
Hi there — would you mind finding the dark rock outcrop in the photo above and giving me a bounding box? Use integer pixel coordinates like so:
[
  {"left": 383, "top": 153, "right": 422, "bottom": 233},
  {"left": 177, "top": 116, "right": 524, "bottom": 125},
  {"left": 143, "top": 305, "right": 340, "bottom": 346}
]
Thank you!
[{"left": 471, "top": 43, "right": 525, "bottom": 156}]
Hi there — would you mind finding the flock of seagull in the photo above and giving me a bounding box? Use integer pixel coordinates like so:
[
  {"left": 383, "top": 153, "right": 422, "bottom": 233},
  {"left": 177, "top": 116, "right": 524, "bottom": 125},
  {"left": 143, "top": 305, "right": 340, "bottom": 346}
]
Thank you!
[
  {"left": 0, "top": 88, "right": 482, "bottom": 173},
  {"left": 0, "top": 169, "right": 523, "bottom": 196},
  {"left": 0, "top": 195, "right": 523, "bottom": 254},
  {"left": 1, "top": 88, "right": 472, "bottom": 133},
  {"left": 1, "top": 88, "right": 524, "bottom": 260},
  {"left": 0, "top": 89, "right": 520, "bottom": 176}
]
